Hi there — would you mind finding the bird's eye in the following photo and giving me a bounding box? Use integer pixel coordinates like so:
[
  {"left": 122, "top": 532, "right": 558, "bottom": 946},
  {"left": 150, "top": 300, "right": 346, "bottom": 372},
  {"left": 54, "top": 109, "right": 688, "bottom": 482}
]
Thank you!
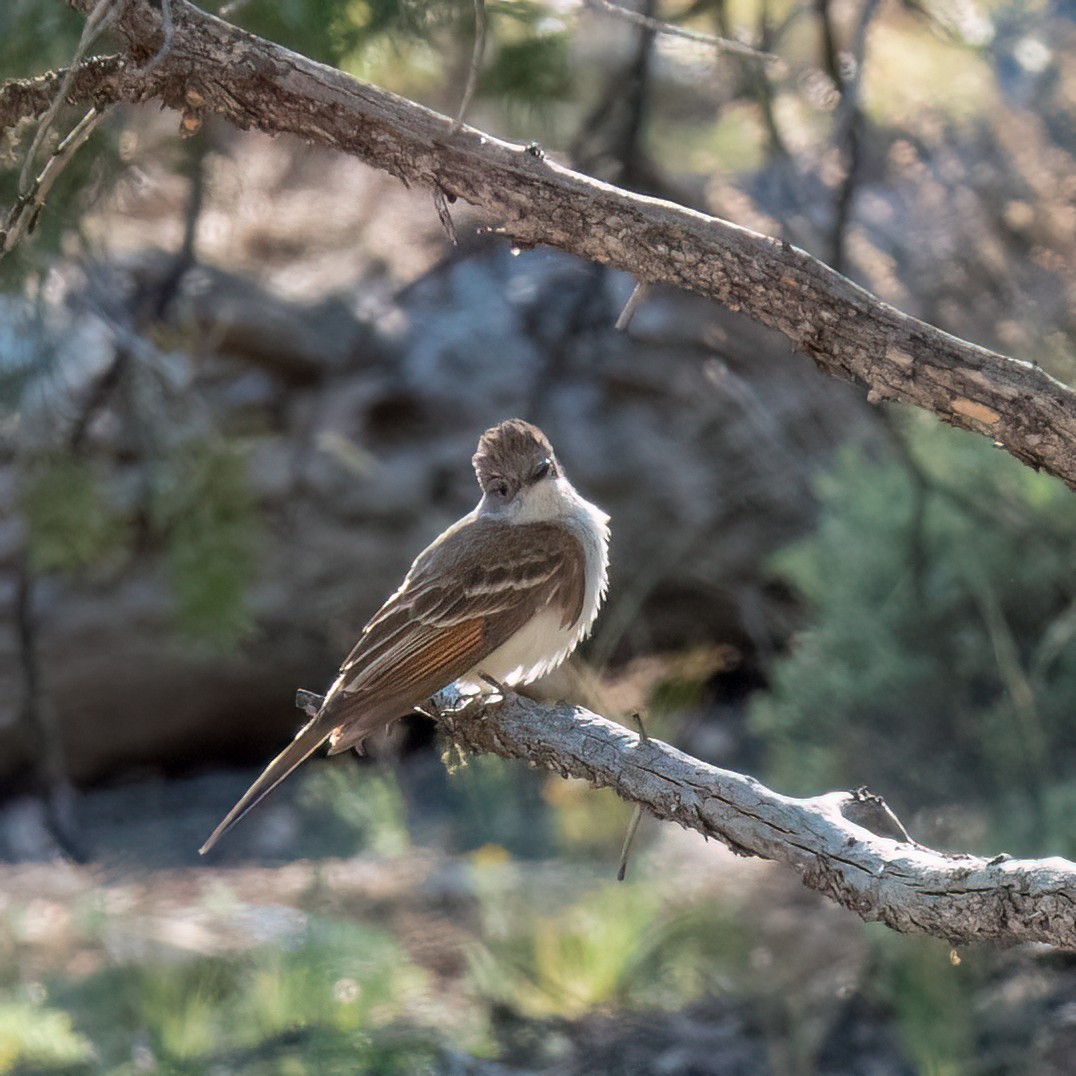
[
  {"left": 492, "top": 479, "right": 510, "bottom": 498},
  {"left": 533, "top": 459, "right": 555, "bottom": 481}
]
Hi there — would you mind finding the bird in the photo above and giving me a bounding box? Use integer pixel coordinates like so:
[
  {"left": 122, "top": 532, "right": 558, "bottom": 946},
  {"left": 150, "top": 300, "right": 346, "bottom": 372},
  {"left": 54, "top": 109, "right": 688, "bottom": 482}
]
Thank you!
[{"left": 200, "top": 418, "right": 610, "bottom": 853}]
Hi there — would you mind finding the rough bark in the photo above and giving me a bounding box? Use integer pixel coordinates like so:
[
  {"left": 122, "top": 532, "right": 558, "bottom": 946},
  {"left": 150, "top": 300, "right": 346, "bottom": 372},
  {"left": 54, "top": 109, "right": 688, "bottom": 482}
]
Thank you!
[
  {"left": 409, "top": 687, "right": 1076, "bottom": 950},
  {"left": 0, "top": 57, "right": 126, "bottom": 129},
  {"left": 1, "top": 0, "right": 1072, "bottom": 488}
]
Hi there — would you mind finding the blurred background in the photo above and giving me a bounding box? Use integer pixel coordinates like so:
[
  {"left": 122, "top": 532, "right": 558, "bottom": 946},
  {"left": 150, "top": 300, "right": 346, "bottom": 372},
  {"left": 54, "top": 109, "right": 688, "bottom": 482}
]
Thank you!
[{"left": 1, "top": 0, "right": 1075, "bottom": 1071}]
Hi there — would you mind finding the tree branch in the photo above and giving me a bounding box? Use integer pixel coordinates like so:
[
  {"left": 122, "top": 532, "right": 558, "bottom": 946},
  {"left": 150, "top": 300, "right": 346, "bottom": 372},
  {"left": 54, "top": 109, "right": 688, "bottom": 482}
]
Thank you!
[
  {"left": 0, "top": 56, "right": 126, "bottom": 131},
  {"left": 582, "top": 0, "right": 779, "bottom": 64},
  {"left": 9, "top": 0, "right": 1075, "bottom": 490},
  {"left": 407, "top": 687, "right": 1075, "bottom": 950}
]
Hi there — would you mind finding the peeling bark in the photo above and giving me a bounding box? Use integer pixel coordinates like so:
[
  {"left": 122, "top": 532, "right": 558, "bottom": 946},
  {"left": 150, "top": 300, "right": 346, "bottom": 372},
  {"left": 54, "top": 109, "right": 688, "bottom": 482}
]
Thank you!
[{"left": 0, "top": 0, "right": 1071, "bottom": 486}]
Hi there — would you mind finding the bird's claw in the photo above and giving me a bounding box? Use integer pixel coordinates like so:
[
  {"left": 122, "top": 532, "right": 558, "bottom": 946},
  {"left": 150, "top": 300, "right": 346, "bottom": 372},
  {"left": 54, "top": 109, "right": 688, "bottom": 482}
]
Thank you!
[{"left": 477, "top": 672, "right": 507, "bottom": 705}]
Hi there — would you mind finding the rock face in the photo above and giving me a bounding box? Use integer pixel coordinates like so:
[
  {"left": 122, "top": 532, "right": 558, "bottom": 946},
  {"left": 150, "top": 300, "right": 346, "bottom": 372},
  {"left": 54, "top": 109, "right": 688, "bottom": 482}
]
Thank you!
[{"left": 0, "top": 241, "right": 871, "bottom": 791}]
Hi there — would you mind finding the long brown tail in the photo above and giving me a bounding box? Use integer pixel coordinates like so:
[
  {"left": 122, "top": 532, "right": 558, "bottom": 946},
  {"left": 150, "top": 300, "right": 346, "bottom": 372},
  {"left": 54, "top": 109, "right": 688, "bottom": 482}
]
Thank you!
[{"left": 199, "top": 716, "right": 333, "bottom": 855}]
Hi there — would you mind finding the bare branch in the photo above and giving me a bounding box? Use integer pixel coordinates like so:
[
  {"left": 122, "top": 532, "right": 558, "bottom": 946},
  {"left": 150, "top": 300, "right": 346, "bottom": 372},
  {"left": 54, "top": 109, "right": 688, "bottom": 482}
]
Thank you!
[
  {"left": 450, "top": 0, "right": 487, "bottom": 135},
  {"left": 22, "top": 0, "right": 1076, "bottom": 490},
  {"left": 415, "top": 687, "right": 1075, "bottom": 949},
  {"left": 583, "top": 0, "right": 780, "bottom": 64},
  {"left": 17, "top": 0, "right": 122, "bottom": 192},
  {"left": 1, "top": 0, "right": 130, "bottom": 260},
  {"left": 614, "top": 280, "right": 650, "bottom": 330},
  {"left": 432, "top": 186, "right": 459, "bottom": 245},
  {"left": 143, "top": 0, "right": 176, "bottom": 76},
  {"left": 0, "top": 58, "right": 122, "bottom": 132},
  {"left": 819, "top": 0, "right": 883, "bottom": 270},
  {"left": 1, "top": 107, "right": 110, "bottom": 258}
]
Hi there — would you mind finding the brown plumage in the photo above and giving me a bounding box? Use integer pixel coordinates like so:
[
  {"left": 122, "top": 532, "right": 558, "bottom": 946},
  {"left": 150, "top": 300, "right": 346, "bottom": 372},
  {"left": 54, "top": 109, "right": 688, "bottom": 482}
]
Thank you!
[{"left": 199, "top": 419, "right": 609, "bottom": 854}]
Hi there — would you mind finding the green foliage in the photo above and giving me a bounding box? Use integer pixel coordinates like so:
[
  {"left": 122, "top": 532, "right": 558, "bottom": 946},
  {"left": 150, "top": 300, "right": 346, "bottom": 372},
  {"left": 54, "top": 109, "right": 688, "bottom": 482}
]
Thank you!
[
  {"left": 447, "top": 754, "right": 554, "bottom": 857},
  {"left": 152, "top": 441, "right": 259, "bottom": 649},
  {"left": 234, "top": 0, "right": 573, "bottom": 113},
  {"left": 0, "top": 1, "right": 84, "bottom": 79},
  {"left": 751, "top": 418, "right": 1076, "bottom": 854},
  {"left": 868, "top": 930, "right": 982, "bottom": 1076},
  {"left": 469, "top": 871, "right": 752, "bottom": 1019},
  {"left": 20, "top": 455, "right": 130, "bottom": 574},
  {"left": 480, "top": 33, "right": 573, "bottom": 106},
  {"left": 19, "top": 439, "right": 259, "bottom": 651},
  {"left": 0, "top": 994, "right": 94, "bottom": 1071},
  {"left": 0, "top": 0, "right": 120, "bottom": 281},
  {"left": 297, "top": 763, "right": 412, "bottom": 857},
  {"left": 234, "top": 0, "right": 460, "bottom": 70},
  {"left": 232, "top": 0, "right": 368, "bottom": 67},
  {"left": 469, "top": 876, "right": 665, "bottom": 1018},
  {"left": 46, "top": 916, "right": 434, "bottom": 1072}
]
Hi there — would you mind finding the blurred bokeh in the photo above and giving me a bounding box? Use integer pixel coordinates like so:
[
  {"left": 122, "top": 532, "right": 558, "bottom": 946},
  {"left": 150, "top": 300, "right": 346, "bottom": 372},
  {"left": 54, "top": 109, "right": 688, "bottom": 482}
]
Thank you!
[{"left": 1, "top": 0, "right": 1075, "bottom": 1071}]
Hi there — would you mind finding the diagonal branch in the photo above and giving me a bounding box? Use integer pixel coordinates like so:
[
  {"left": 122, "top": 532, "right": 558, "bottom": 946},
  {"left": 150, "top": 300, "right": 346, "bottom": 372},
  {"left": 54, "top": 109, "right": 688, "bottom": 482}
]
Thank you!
[
  {"left": 582, "top": 0, "right": 779, "bottom": 64},
  {"left": 0, "top": 56, "right": 127, "bottom": 132},
  {"left": 8, "top": 0, "right": 1076, "bottom": 490},
  {"left": 412, "top": 687, "right": 1075, "bottom": 949},
  {"left": 2, "top": 106, "right": 110, "bottom": 257}
]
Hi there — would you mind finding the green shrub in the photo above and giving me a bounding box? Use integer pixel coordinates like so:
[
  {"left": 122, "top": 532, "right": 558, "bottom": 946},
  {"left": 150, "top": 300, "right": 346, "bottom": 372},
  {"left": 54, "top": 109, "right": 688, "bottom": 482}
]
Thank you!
[
  {"left": 49, "top": 917, "right": 434, "bottom": 1072},
  {"left": 0, "top": 995, "right": 94, "bottom": 1071},
  {"left": 297, "top": 763, "right": 412, "bottom": 858},
  {"left": 20, "top": 439, "right": 259, "bottom": 651},
  {"left": 751, "top": 417, "right": 1076, "bottom": 855},
  {"left": 152, "top": 441, "right": 259, "bottom": 649},
  {"left": 21, "top": 455, "right": 130, "bottom": 574}
]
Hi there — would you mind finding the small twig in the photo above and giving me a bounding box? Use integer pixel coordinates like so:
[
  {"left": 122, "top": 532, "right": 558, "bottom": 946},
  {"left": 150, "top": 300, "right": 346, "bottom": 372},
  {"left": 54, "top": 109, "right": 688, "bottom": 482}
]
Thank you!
[
  {"left": 844, "top": 786, "right": 913, "bottom": 844},
  {"left": 751, "top": 0, "right": 793, "bottom": 164},
  {"left": 617, "top": 711, "right": 650, "bottom": 879},
  {"left": 143, "top": 0, "right": 175, "bottom": 75},
  {"left": 617, "top": 807, "right": 643, "bottom": 881},
  {"left": 820, "top": 0, "right": 882, "bottom": 270},
  {"left": 973, "top": 582, "right": 1049, "bottom": 782},
  {"left": 17, "top": 0, "right": 121, "bottom": 193},
  {"left": 2, "top": 107, "right": 110, "bottom": 258},
  {"left": 433, "top": 186, "right": 459, "bottom": 245},
  {"left": 295, "top": 688, "right": 323, "bottom": 716},
  {"left": 3, "top": 0, "right": 121, "bottom": 258},
  {"left": 584, "top": 0, "right": 780, "bottom": 64},
  {"left": 450, "top": 0, "right": 487, "bottom": 135},
  {"left": 614, "top": 280, "right": 650, "bottom": 330}
]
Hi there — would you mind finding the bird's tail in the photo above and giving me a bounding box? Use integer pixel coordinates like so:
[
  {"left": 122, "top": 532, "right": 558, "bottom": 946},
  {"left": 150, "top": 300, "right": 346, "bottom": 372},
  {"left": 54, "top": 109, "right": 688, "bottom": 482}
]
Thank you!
[{"left": 199, "top": 715, "right": 333, "bottom": 855}]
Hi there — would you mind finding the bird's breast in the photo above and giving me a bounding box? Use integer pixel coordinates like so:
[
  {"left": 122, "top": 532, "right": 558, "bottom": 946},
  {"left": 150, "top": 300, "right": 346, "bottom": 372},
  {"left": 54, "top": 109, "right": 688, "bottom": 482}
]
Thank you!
[{"left": 460, "top": 606, "right": 577, "bottom": 688}]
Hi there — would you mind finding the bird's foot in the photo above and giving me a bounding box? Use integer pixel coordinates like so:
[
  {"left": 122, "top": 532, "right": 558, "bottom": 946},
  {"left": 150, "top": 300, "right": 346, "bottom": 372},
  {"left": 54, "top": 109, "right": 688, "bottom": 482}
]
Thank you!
[
  {"left": 477, "top": 671, "right": 507, "bottom": 705},
  {"left": 421, "top": 686, "right": 480, "bottom": 721},
  {"left": 423, "top": 675, "right": 507, "bottom": 723}
]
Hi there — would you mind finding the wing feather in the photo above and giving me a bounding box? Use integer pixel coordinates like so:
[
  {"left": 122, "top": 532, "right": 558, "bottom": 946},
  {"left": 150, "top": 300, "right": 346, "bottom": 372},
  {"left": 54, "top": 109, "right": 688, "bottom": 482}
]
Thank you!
[{"left": 322, "top": 517, "right": 586, "bottom": 748}]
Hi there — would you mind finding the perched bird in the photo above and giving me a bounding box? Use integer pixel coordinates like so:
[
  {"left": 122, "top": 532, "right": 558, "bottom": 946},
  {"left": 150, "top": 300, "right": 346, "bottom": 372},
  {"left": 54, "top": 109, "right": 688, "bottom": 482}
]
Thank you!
[{"left": 200, "top": 418, "right": 610, "bottom": 853}]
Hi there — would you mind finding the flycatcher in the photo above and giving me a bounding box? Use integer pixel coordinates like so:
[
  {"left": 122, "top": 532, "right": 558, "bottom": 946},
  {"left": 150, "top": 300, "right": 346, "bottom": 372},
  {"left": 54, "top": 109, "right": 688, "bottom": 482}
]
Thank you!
[{"left": 200, "top": 418, "right": 610, "bottom": 853}]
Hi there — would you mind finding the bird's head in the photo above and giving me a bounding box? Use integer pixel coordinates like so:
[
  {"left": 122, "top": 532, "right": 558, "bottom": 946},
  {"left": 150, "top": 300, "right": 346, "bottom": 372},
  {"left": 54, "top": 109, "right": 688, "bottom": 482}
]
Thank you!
[{"left": 473, "top": 418, "right": 562, "bottom": 517}]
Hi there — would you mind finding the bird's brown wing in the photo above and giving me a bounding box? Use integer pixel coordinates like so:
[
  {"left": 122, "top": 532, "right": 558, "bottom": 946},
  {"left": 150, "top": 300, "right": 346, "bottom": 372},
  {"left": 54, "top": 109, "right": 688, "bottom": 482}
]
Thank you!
[
  {"left": 322, "top": 517, "right": 586, "bottom": 749},
  {"left": 199, "top": 517, "right": 585, "bottom": 854}
]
